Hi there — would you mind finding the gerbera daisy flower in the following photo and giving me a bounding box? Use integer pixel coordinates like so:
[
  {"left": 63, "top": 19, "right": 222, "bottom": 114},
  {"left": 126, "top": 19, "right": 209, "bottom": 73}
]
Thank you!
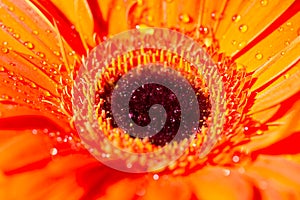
[{"left": 0, "top": 0, "right": 300, "bottom": 199}]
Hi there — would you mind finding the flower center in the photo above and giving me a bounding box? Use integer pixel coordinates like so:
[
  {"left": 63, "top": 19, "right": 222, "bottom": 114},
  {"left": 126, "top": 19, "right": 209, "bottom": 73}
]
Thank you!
[{"left": 96, "top": 59, "right": 211, "bottom": 147}]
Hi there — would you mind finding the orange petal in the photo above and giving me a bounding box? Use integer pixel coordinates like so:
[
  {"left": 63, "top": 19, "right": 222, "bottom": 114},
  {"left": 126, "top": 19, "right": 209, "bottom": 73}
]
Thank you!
[
  {"left": 243, "top": 100, "right": 300, "bottom": 152},
  {"left": 51, "top": 0, "right": 97, "bottom": 48},
  {"left": 188, "top": 167, "right": 253, "bottom": 199},
  {"left": 217, "top": 0, "right": 295, "bottom": 56},
  {"left": 245, "top": 155, "right": 300, "bottom": 200},
  {"left": 0, "top": 130, "right": 51, "bottom": 172},
  {"left": 250, "top": 62, "right": 300, "bottom": 114},
  {"left": 0, "top": 154, "right": 93, "bottom": 199},
  {"left": 235, "top": 8, "right": 299, "bottom": 73},
  {"left": 143, "top": 175, "right": 192, "bottom": 200}
]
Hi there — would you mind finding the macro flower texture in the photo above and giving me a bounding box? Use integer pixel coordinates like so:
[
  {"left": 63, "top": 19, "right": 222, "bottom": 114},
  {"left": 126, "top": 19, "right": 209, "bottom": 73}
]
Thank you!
[{"left": 0, "top": 0, "right": 300, "bottom": 199}]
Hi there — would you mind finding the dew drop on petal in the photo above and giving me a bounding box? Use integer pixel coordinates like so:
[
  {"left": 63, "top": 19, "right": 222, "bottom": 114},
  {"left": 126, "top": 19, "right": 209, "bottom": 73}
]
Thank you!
[
  {"left": 32, "top": 30, "right": 39, "bottom": 35},
  {"left": 179, "top": 13, "right": 192, "bottom": 23},
  {"left": 199, "top": 26, "right": 209, "bottom": 35},
  {"left": 223, "top": 169, "right": 231, "bottom": 176},
  {"left": 284, "top": 41, "right": 290, "bottom": 46},
  {"left": 232, "top": 14, "right": 241, "bottom": 22},
  {"left": 53, "top": 50, "right": 61, "bottom": 56},
  {"left": 278, "top": 27, "right": 284, "bottom": 32},
  {"left": 32, "top": 129, "right": 38, "bottom": 135},
  {"left": 1, "top": 47, "right": 9, "bottom": 54},
  {"left": 37, "top": 52, "right": 45, "bottom": 58},
  {"left": 255, "top": 53, "right": 263, "bottom": 60},
  {"left": 239, "top": 24, "right": 248, "bottom": 33},
  {"left": 211, "top": 12, "right": 216, "bottom": 20},
  {"left": 13, "top": 33, "right": 20, "bottom": 39},
  {"left": 284, "top": 74, "right": 290, "bottom": 79},
  {"left": 126, "top": 163, "right": 133, "bottom": 168},
  {"left": 238, "top": 41, "right": 246, "bottom": 49},
  {"left": 8, "top": 6, "right": 14, "bottom": 11},
  {"left": 232, "top": 155, "right": 240, "bottom": 163},
  {"left": 24, "top": 41, "right": 34, "bottom": 50},
  {"left": 50, "top": 148, "right": 58, "bottom": 156},
  {"left": 0, "top": 66, "right": 5, "bottom": 72},
  {"left": 153, "top": 174, "right": 159, "bottom": 180},
  {"left": 260, "top": 0, "right": 268, "bottom": 7}
]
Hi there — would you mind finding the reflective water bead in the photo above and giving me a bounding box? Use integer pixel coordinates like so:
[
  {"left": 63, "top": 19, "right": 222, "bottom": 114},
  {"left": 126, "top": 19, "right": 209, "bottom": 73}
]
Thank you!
[
  {"left": 50, "top": 148, "right": 58, "bottom": 156},
  {"left": 37, "top": 52, "right": 45, "bottom": 58},
  {"left": 255, "top": 53, "right": 263, "bottom": 60},
  {"left": 260, "top": 0, "right": 268, "bottom": 7},
  {"left": 179, "top": 13, "right": 192, "bottom": 23},
  {"left": 24, "top": 41, "right": 34, "bottom": 49},
  {"left": 1, "top": 47, "right": 9, "bottom": 54},
  {"left": 153, "top": 174, "right": 159, "bottom": 180},
  {"left": 232, "top": 155, "right": 240, "bottom": 163},
  {"left": 239, "top": 24, "right": 248, "bottom": 33},
  {"left": 232, "top": 14, "right": 241, "bottom": 22}
]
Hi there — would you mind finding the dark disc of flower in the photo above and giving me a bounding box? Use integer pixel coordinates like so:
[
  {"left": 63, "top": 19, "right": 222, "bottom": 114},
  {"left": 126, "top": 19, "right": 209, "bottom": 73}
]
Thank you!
[
  {"left": 128, "top": 83, "right": 181, "bottom": 146},
  {"left": 101, "top": 64, "right": 211, "bottom": 147}
]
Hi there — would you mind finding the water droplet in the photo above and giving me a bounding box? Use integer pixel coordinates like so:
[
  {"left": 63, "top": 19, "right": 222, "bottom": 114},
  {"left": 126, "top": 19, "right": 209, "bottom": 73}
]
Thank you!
[
  {"left": 32, "top": 129, "right": 38, "bottom": 135},
  {"left": 260, "top": 0, "right": 268, "bottom": 6},
  {"left": 232, "top": 14, "right": 241, "bottom": 22},
  {"left": 19, "top": 16, "right": 25, "bottom": 21},
  {"left": 211, "top": 12, "right": 216, "bottom": 20},
  {"left": 179, "top": 14, "right": 192, "bottom": 23},
  {"left": 239, "top": 24, "right": 248, "bottom": 33},
  {"left": 223, "top": 169, "right": 231, "bottom": 176},
  {"left": 8, "top": 6, "right": 14, "bottom": 11},
  {"left": 284, "top": 41, "right": 290, "bottom": 46},
  {"left": 53, "top": 51, "right": 61, "bottom": 56},
  {"left": 44, "top": 91, "right": 51, "bottom": 97},
  {"left": 238, "top": 41, "right": 246, "bottom": 48},
  {"left": 232, "top": 155, "right": 240, "bottom": 163},
  {"left": 126, "top": 163, "right": 132, "bottom": 168},
  {"left": 231, "top": 40, "right": 237, "bottom": 45},
  {"left": 255, "top": 53, "right": 263, "bottom": 60},
  {"left": 153, "top": 174, "right": 159, "bottom": 180},
  {"left": 30, "top": 82, "right": 37, "bottom": 88},
  {"left": 281, "top": 51, "right": 285, "bottom": 56},
  {"left": 284, "top": 74, "right": 290, "bottom": 79},
  {"left": 13, "top": 33, "right": 20, "bottom": 39},
  {"left": 1, "top": 47, "right": 9, "bottom": 54},
  {"left": 278, "top": 27, "right": 284, "bottom": 32},
  {"left": 32, "top": 30, "right": 39, "bottom": 35},
  {"left": 199, "top": 26, "right": 209, "bottom": 35},
  {"left": 24, "top": 41, "right": 34, "bottom": 50},
  {"left": 256, "top": 130, "right": 263, "bottom": 135},
  {"left": 0, "top": 66, "right": 5, "bottom": 72},
  {"left": 286, "top": 21, "right": 292, "bottom": 26},
  {"left": 37, "top": 52, "right": 45, "bottom": 58},
  {"left": 135, "top": 24, "right": 149, "bottom": 29},
  {"left": 50, "top": 148, "right": 58, "bottom": 156}
]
